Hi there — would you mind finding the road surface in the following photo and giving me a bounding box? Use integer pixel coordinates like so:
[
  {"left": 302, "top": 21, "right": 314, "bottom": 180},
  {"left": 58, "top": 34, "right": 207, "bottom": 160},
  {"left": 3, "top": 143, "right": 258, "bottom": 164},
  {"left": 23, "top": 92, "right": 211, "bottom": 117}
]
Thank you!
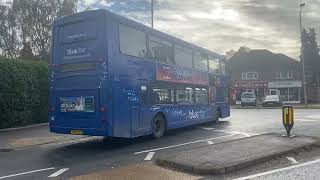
[{"left": 0, "top": 108, "right": 319, "bottom": 179}]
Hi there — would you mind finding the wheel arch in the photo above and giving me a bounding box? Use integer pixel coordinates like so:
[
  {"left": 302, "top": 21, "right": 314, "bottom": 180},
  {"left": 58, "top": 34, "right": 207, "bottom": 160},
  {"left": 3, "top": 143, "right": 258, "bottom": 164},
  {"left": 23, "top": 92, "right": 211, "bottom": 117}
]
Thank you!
[{"left": 154, "top": 111, "right": 167, "bottom": 130}]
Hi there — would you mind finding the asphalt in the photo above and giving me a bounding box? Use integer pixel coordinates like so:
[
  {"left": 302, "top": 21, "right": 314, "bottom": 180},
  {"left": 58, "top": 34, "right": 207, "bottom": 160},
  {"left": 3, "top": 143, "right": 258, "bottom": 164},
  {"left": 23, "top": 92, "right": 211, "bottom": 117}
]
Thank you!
[
  {"left": 156, "top": 134, "right": 319, "bottom": 175},
  {"left": 0, "top": 109, "right": 319, "bottom": 179},
  {"left": 233, "top": 158, "right": 320, "bottom": 180}
]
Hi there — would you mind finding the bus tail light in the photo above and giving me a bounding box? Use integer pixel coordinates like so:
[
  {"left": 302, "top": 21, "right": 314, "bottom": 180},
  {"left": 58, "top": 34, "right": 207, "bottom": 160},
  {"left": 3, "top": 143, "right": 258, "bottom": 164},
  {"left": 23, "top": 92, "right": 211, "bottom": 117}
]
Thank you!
[
  {"left": 49, "top": 106, "right": 55, "bottom": 112},
  {"left": 100, "top": 106, "right": 107, "bottom": 127},
  {"left": 100, "top": 106, "right": 107, "bottom": 112}
]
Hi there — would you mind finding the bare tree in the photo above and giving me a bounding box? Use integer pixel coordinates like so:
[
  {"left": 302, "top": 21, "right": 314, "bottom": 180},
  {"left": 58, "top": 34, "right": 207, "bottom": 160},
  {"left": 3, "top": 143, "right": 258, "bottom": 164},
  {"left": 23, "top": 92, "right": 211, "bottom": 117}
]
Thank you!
[
  {"left": 0, "top": 2, "right": 20, "bottom": 58},
  {"left": 12, "top": 0, "right": 78, "bottom": 60}
]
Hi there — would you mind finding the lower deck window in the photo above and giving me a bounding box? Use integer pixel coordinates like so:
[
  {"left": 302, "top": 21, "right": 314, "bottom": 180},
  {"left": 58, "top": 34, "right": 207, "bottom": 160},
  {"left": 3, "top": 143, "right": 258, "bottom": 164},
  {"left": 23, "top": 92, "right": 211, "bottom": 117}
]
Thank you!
[
  {"left": 152, "top": 88, "right": 174, "bottom": 104},
  {"left": 149, "top": 85, "right": 209, "bottom": 105},
  {"left": 195, "top": 88, "right": 208, "bottom": 104},
  {"left": 176, "top": 87, "right": 194, "bottom": 104}
]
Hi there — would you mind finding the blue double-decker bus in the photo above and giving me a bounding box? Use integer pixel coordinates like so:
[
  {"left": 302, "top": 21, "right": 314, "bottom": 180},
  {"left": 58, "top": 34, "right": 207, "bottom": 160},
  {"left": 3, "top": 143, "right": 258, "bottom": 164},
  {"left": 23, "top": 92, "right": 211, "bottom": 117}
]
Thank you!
[{"left": 49, "top": 9, "right": 230, "bottom": 138}]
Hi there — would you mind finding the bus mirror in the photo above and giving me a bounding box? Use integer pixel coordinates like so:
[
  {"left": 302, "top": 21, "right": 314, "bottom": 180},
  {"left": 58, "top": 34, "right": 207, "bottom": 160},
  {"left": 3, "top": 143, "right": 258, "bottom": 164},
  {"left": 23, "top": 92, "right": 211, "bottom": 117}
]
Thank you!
[
  {"left": 140, "top": 85, "right": 147, "bottom": 104},
  {"left": 141, "top": 85, "right": 147, "bottom": 92}
]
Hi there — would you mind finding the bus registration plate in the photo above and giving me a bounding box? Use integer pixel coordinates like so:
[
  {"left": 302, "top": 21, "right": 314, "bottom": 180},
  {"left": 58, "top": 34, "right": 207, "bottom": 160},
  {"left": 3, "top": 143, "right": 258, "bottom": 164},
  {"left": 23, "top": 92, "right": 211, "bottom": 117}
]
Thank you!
[{"left": 70, "top": 130, "right": 83, "bottom": 135}]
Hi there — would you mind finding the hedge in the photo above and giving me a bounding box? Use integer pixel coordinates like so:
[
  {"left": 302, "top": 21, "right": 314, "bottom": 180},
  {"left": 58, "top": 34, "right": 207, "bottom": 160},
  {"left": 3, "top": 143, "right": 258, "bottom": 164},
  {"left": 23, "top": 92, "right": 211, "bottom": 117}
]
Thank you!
[{"left": 0, "top": 58, "right": 49, "bottom": 129}]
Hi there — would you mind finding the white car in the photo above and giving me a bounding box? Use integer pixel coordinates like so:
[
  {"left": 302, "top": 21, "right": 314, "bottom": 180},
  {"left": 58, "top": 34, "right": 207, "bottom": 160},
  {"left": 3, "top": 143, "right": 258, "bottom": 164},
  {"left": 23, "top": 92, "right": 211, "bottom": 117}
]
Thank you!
[
  {"left": 262, "top": 95, "right": 281, "bottom": 107},
  {"left": 241, "top": 92, "right": 257, "bottom": 106}
]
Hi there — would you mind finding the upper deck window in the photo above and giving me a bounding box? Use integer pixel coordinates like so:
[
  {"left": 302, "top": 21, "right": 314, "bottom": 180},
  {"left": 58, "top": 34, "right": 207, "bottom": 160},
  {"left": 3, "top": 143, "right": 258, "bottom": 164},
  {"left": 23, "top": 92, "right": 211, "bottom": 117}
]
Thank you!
[
  {"left": 220, "top": 61, "right": 226, "bottom": 75},
  {"left": 194, "top": 52, "right": 208, "bottom": 71},
  {"left": 149, "top": 36, "right": 174, "bottom": 64},
  {"left": 59, "top": 20, "right": 97, "bottom": 44},
  {"left": 174, "top": 45, "right": 193, "bottom": 68},
  {"left": 119, "top": 24, "right": 147, "bottom": 58},
  {"left": 208, "top": 58, "right": 220, "bottom": 74}
]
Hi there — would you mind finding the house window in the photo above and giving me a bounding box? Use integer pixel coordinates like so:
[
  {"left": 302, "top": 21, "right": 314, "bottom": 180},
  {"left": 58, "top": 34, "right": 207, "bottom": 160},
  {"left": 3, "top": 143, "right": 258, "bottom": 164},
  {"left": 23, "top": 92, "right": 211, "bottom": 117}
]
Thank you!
[
  {"left": 242, "top": 72, "right": 258, "bottom": 80},
  {"left": 275, "top": 71, "right": 293, "bottom": 80}
]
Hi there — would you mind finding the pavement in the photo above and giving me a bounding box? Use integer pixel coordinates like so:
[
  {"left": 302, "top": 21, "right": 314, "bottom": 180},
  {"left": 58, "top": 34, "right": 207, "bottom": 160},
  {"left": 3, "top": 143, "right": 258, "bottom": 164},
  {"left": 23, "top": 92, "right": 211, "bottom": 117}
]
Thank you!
[
  {"left": 155, "top": 134, "right": 319, "bottom": 175},
  {"left": 0, "top": 108, "right": 319, "bottom": 179},
  {"left": 71, "top": 163, "right": 200, "bottom": 180},
  {"left": 0, "top": 123, "right": 87, "bottom": 151}
]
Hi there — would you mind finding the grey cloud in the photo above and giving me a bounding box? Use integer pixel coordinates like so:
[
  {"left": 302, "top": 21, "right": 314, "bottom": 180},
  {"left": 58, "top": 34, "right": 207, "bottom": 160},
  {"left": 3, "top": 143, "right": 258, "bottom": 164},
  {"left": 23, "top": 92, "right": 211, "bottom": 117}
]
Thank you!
[{"left": 80, "top": 0, "right": 320, "bottom": 59}]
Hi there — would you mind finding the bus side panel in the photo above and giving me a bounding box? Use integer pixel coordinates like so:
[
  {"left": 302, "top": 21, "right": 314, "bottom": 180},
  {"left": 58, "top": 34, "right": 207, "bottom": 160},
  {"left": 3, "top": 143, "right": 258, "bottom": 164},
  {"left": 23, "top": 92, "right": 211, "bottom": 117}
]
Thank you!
[
  {"left": 112, "top": 86, "right": 132, "bottom": 137},
  {"left": 219, "top": 103, "right": 230, "bottom": 118},
  {"left": 163, "top": 105, "right": 214, "bottom": 130},
  {"left": 215, "top": 75, "right": 230, "bottom": 118}
]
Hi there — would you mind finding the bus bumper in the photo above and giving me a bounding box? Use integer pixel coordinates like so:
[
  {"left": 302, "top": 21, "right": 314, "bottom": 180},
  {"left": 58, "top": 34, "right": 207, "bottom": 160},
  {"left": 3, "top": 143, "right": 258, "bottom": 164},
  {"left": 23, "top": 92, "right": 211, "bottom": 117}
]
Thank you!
[{"left": 50, "top": 125, "right": 109, "bottom": 136}]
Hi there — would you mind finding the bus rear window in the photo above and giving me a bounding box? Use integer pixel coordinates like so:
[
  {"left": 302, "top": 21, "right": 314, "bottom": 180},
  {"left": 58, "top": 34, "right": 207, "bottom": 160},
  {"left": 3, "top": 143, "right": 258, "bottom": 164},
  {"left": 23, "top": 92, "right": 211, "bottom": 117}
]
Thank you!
[
  {"left": 59, "top": 20, "right": 97, "bottom": 44},
  {"left": 59, "top": 62, "right": 96, "bottom": 72}
]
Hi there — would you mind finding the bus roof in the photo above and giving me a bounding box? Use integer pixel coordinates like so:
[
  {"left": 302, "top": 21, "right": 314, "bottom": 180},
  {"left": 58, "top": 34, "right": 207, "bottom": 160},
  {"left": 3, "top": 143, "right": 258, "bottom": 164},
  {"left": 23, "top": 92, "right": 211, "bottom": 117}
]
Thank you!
[{"left": 53, "top": 9, "right": 224, "bottom": 60}]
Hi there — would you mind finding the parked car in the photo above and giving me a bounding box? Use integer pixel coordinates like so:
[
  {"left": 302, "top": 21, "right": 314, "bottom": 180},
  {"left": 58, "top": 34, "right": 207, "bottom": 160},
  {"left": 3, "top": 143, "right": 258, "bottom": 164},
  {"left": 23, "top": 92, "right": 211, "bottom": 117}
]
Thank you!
[
  {"left": 262, "top": 95, "right": 281, "bottom": 107},
  {"left": 241, "top": 92, "right": 257, "bottom": 106}
]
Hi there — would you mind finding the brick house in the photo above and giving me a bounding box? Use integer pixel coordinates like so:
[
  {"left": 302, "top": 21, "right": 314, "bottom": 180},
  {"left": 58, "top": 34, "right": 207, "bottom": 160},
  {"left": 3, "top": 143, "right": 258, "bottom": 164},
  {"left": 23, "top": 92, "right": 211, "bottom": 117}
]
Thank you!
[{"left": 227, "top": 49, "right": 302, "bottom": 104}]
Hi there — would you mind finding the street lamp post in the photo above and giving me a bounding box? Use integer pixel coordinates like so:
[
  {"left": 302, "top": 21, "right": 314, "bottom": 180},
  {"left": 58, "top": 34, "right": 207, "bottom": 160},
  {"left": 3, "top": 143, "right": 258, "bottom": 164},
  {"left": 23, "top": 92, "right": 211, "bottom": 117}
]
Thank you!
[
  {"left": 151, "top": 0, "right": 154, "bottom": 28},
  {"left": 300, "top": 3, "right": 308, "bottom": 105}
]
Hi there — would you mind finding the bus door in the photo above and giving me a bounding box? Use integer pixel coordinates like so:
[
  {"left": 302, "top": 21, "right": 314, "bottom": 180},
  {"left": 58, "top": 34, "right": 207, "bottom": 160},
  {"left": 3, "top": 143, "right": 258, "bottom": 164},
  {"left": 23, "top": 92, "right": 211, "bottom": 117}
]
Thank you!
[{"left": 133, "top": 83, "right": 151, "bottom": 136}]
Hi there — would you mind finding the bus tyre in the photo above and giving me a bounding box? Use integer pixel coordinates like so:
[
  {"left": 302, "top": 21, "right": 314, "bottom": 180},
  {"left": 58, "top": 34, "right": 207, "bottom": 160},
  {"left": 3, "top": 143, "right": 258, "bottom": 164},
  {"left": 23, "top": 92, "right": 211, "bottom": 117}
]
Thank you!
[
  {"left": 152, "top": 115, "right": 166, "bottom": 139},
  {"left": 214, "top": 110, "right": 220, "bottom": 123}
]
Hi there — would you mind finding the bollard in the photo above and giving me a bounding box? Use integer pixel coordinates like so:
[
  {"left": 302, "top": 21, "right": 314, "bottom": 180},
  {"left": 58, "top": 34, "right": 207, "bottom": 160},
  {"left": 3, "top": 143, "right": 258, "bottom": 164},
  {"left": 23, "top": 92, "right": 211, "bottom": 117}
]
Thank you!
[{"left": 282, "top": 105, "right": 294, "bottom": 137}]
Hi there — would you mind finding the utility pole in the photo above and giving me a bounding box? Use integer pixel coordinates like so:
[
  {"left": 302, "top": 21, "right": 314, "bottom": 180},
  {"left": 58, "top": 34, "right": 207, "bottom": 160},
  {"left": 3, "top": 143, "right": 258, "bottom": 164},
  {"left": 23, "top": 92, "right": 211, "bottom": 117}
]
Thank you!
[
  {"left": 300, "top": 3, "right": 308, "bottom": 105},
  {"left": 151, "top": 0, "right": 154, "bottom": 28}
]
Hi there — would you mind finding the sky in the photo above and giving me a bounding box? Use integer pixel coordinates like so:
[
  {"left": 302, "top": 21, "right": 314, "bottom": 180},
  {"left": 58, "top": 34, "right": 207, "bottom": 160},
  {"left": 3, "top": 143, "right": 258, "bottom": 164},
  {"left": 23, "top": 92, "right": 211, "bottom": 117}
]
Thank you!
[{"left": 78, "top": 0, "right": 320, "bottom": 60}]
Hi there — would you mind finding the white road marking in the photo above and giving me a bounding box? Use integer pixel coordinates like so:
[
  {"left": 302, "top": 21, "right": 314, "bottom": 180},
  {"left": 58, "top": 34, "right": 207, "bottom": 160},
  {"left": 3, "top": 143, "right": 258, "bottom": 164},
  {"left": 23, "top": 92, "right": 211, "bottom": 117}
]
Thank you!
[
  {"left": 307, "top": 115, "right": 320, "bottom": 119},
  {"left": 200, "top": 127, "right": 216, "bottom": 130},
  {"left": 0, "top": 167, "right": 55, "bottom": 179},
  {"left": 295, "top": 119, "right": 317, "bottom": 122},
  {"left": 234, "top": 159, "right": 320, "bottom": 180},
  {"left": 144, "top": 152, "right": 155, "bottom": 161},
  {"left": 48, "top": 168, "right": 69, "bottom": 177},
  {"left": 134, "top": 133, "right": 239, "bottom": 154},
  {"left": 207, "top": 140, "right": 214, "bottom": 145},
  {"left": 199, "top": 128, "right": 259, "bottom": 137},
  {"left": 286, "top": 157, "right": 298, "bottom": 164}
]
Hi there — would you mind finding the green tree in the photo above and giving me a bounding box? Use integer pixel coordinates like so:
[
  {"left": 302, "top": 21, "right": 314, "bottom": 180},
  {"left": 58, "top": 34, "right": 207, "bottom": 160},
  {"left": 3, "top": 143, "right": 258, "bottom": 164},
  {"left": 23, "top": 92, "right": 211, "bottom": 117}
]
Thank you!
[{"left": 302, "top": 28, "right": 320, "bottom": 86}]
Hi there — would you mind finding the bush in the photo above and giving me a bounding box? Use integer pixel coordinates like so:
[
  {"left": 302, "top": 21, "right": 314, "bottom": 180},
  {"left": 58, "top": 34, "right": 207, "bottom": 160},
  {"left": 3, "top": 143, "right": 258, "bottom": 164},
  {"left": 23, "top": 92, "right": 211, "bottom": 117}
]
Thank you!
[{"left": 0, "top": 58, "right": 49, "bottom": 129}]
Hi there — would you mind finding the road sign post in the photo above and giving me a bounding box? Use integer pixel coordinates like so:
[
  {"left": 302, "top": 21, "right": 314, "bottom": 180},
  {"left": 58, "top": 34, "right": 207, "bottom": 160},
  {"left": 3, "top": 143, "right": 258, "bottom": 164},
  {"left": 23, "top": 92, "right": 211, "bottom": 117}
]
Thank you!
[{"left": 282, "top": 105, "right": 294, "bottom": 137}]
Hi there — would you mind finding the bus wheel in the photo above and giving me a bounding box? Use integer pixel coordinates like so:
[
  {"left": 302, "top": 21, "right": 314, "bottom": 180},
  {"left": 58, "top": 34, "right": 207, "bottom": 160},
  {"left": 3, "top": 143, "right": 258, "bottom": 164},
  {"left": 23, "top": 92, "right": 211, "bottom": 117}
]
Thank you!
[
  {"left": 214, "top": 110, "right": 220, "bottom": 123},
  {"left": 152, "top": 115, "right": 166, "bottom": 138}
]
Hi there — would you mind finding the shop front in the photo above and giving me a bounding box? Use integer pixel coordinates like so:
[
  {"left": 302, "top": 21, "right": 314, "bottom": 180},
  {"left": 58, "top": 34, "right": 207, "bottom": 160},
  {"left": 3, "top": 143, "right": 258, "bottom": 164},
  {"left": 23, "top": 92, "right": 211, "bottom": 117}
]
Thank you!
[
  {"left": 231, "top": 80, "right": 268, "bottom": 104},
  {"left": 268, "top": 81, "right": 302, "bottom": 104}
]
